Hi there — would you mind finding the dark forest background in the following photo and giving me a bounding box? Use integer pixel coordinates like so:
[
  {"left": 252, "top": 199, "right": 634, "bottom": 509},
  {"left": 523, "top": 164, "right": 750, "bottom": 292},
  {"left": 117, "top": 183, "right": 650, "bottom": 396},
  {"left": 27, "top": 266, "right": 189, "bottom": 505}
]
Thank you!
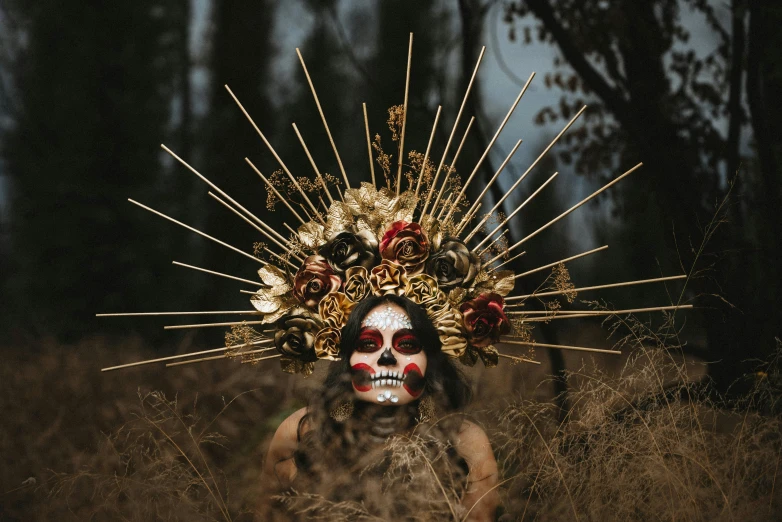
[
  {"left": 2, "top": 0, "right": 779, "bottom": 390},
  {"left": 1, "top": 0, "right": 782, "bottom": 518}
]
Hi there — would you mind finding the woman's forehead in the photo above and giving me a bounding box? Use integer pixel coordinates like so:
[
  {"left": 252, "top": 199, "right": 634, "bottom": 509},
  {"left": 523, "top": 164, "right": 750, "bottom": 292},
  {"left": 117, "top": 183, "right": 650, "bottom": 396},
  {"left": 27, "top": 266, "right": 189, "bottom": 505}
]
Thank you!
[{"left": 362, "top": 302, "right": 412, "bottom": 330}]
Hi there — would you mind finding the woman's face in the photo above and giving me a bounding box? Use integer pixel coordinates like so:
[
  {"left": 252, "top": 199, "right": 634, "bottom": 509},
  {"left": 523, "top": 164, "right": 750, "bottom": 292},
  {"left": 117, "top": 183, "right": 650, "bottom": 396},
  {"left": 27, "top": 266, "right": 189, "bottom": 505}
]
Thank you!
[{"left": 349, "top": 302, "right": 428, "bottom": 405}]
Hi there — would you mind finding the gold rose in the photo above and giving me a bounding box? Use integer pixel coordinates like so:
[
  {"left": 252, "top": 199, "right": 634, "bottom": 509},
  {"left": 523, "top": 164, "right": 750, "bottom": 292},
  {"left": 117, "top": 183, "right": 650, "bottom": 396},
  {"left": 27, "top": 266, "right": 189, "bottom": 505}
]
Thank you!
[
  {"left": 431, "top": 306, "right": 468, "bottom": 359},
  {"left": 318, "top": 292, "right": 356, "bottom": 328},
  {"left": 344, "top": 266, "right": 371, "bottom": 302},
  {"left": 314, "top": 327, "right": 342, "bottom": 361},
  {"left": 403, "top": 273, "right": 440, "bottom": 307},
  {"left": 370, "top": 260, "right": 408, "bottom": 296}
]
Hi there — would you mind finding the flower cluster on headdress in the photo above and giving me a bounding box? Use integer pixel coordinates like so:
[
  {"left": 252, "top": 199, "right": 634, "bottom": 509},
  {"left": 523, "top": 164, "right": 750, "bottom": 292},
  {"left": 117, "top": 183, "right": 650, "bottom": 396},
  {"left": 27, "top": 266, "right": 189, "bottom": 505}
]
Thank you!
[{"left": 249, "top": 183, "right": 516, "bottom": 374}]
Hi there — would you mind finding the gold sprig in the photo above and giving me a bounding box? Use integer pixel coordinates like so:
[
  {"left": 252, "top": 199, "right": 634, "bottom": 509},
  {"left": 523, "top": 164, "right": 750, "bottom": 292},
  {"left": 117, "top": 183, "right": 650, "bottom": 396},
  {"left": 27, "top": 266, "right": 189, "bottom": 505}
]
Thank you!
[
  {"left": 551, "top": 263, "right": 577, "bottom": 303},
  {"left": 372, "top": 134, "right": 393, "bottom": 189},
  {"left": 387, "top": 104, "right": 405, "bottom": 142}
]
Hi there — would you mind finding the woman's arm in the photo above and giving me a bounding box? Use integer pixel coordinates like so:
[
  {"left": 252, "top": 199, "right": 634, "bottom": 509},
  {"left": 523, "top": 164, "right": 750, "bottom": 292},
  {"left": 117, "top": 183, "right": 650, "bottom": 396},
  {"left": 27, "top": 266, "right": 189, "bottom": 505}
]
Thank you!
[
  {"left": 261, "top": 407, "right": 308, "bottom": 490},
  {"left": 453, "top": 420, "right": 500, "bottom": 522}
]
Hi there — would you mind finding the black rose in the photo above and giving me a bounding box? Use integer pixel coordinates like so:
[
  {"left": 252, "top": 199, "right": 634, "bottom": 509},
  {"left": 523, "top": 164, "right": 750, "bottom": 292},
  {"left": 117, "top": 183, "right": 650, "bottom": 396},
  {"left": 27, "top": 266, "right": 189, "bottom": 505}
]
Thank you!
[
  {"left": 274, "top": 309, "right": 323, "bottom": 362},
  {"left": 319, "top": 230, "right": 378, "bottom": 275},
  {"left": 425, "top": 239, "right": 480, "bottom": 290}
]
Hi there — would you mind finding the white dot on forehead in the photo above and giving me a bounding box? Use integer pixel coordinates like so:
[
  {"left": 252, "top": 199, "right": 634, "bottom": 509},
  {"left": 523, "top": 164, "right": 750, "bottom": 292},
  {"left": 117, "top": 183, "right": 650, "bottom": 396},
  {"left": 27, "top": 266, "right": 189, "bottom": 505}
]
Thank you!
[{"left": 362, "top": 306, "right": 412, "bottom": 330}]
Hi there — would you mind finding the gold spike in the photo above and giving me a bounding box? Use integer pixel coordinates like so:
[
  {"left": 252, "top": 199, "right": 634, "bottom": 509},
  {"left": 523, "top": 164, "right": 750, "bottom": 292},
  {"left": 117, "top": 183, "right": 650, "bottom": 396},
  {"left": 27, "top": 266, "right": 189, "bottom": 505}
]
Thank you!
[
  {"left": 443, "top": 72, "right": 535, "bottom": 224},
  {"left": 207, "top": 191, "right": 302, "bottom": 261},
  {"left": 508, "top": 304, "right": 694, "bottom": 320},
  {"left": 244, "top": 158, "right": 306, "bottom": 225},
  {"left": 97, "top": 310, "right": 257, "bottom": 317},
  {"left": 414, "top": 106, "right": 442, "bottom": 197},
  {"left": 161, "top": 144, "right": 291, "bottom": 248},
  {"left": 425, "top": 48, "right": 487, "bottom": 216},
  {"left": 477, "top": 230, "right": 509, "bottom": 257},
  {"left": 294, "top": 50, "right": 350, "bottom": 190},
  {"left": 486, "top": 250, "right": 527, "bottom": 274},
  {"left": 166, "top": 349, "right": 281, "bottom": 368},
  {"left": 458, "top": 139, "right": 523, "bottom": 232},
  {"left": 488, "top": 162, "right": 644, "bottom": 265},
  {"left": 512, "top": 245, "right": 608, "bottom": 280},
  {"left": 433, "top": 117, "right": 475, "bottom": 219},
  {"left": 505, "top": 274, "right": 687, "bottom": 302},
  {"left": 128, "top": 199, "right": 263, "bottom": 265},
  {"left": 292, "top": 123, "right": 335, "bottom": 204},
  {"left": 164, "top": 321, "right": 269, "bottom": 330},
  {"left": 100, "top": 339, "right": 273, "bottom": 372},
  {"left": 466, "top": 106, "right": 587, "bottom": 241},
  {"left": 208, "top": 192, "right": 300, "bottom": 267},
  {"left": 497, "top": 353, "right": 541, "bottom": 365},
  {"left": 397, "top": 32, "right": 413, "bottom": 196},
  {"left": 454, "top": 202, "right": 482, "bottom": 236},
  {"left": 432, "top": 193, "right": 455, "bottom": 224},
  {"left": 363, "top": 103, "right": 376, "bottom": 188},
  {"left": 224, "top": 85, "right": 323, "bottom": 223},
  {"left": 172, "top": 261, "right": 265, "bottom": 287},
  {"left": 500, "top": 339, "right": 621, "bottom": 355},
  {"left": 471, "top": 171, "right": 559, "bottom": 249}
]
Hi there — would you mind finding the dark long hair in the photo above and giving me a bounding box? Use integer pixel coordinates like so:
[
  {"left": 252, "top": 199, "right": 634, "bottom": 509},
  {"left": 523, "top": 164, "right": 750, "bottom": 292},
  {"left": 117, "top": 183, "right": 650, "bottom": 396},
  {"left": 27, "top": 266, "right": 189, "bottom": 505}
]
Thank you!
[
  {"left": 320, "top": 294, "right": 472, "bottom": 412},
  {"left": 292, "top": 294, "right": 473, "bottom": 485}
]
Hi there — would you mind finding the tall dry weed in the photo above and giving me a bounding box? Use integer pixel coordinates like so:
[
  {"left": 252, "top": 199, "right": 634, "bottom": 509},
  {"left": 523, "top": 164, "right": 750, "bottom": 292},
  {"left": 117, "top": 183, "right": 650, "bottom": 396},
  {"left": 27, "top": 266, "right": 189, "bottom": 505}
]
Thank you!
[{"left": 495, "top": 316, "right": 782, "bottom": 521}]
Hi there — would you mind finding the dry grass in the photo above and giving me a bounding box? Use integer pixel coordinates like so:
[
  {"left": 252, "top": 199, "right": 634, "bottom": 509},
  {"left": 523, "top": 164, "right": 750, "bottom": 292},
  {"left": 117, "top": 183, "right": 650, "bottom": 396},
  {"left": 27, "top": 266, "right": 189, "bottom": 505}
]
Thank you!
[
  {"left": 2, "top": 325, "right": 780, "bottom": 520},
  {"left": 495, "top": 313, "right": 782, "bottom": 521},
  {"left": 0, "top": 335, "right": 303, "bottom": 520}
]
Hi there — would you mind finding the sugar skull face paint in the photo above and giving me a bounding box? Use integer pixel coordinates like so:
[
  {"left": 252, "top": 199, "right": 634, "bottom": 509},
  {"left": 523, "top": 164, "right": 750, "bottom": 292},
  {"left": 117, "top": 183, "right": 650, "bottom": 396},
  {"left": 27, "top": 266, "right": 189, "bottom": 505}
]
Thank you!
[{"left": 349, "top": 302, "right": 427, "bottom": 405}]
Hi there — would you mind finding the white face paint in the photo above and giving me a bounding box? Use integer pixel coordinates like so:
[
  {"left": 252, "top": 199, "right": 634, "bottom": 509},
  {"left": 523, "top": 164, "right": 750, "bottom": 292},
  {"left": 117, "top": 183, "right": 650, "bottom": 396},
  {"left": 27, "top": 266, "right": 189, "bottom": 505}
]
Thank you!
[{"left": 349, "top": 302, "right": 427, "bottom": 405}]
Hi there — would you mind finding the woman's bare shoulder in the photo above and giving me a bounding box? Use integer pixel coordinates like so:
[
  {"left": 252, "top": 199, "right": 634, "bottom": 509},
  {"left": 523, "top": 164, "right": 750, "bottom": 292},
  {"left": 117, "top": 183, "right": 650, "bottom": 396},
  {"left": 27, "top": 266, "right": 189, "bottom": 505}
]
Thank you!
[
  {"left": 453, "top": 419, "right": 495, "bottom": 470},
  {"left": 273, "top": 406, "right": 309, "bottom": 443},
  {"left": 265, "top": 407, "right": 308, "bottom": 466},
  {"left": 455, "top": 419, "right": 491, "bottom": 447}
]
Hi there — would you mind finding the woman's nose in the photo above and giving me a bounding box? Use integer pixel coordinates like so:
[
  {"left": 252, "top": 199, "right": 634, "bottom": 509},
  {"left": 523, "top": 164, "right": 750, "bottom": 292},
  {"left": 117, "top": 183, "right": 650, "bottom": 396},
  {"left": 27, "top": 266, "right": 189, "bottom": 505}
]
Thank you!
[{"left": 377, "top": 347, "right": 397, "bottom": 366}]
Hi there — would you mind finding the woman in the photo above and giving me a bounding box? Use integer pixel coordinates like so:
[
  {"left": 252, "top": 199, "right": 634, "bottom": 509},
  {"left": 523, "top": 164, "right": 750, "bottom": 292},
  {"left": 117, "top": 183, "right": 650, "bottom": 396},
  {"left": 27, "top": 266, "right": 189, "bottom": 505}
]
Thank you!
[{"left": 263, "top": 294, "right": 499, "bottom": 520}]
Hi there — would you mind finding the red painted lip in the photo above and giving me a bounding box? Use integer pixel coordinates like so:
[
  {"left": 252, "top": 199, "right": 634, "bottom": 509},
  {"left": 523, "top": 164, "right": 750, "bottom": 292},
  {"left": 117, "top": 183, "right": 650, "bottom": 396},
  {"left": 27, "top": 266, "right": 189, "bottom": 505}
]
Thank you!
[
  {"left": 351, "top": 363, "right": 375, "bottom": 392},
  {"left": 402, "top": 363, "right": 424, "bottom": 397}
]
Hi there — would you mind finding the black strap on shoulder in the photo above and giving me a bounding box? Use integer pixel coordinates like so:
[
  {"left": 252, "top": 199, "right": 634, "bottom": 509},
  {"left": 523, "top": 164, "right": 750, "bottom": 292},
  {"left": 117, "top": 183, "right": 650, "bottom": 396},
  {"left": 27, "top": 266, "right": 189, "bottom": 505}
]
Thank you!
[{"left": 296, "top": 412, "right": 310, "bottom": 443}]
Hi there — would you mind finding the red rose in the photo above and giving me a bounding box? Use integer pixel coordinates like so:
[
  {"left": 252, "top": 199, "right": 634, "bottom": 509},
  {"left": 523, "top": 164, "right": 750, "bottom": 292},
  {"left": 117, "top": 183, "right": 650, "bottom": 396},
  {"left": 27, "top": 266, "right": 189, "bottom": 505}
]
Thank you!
[
  {"left": 379, "top": 221, "right": 430, "bottom": 275},
  {"left": 293, "top": 255, "right": 341, "bottom": 308},
  {"left": 459, "top": 293, "right": 510, "bottom": 347}
]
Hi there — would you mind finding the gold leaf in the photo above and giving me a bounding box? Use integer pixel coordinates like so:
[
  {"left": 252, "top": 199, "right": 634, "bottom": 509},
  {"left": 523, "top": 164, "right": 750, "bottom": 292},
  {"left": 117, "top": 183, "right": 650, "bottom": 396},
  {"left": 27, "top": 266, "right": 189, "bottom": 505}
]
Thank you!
[
  {"left": 425, "top": 219, "right": 443, "bottom": 251},
  {"left": 478, "top": 345, "right": 499, "bottom": 368},
  {"left": 492, "top": 270, "right": 516, "bottom": 296},
  {"left": 258, "top": 264, "right": 288, "bottom": 287},
  {"left": 393, "top": 190, "right": 418, "bottom": 222},
  {"left": 473, "top": 269, "right": 515, "bottom": 295},
  {"left": 355, "top": 217, "right": 373, "bottom": 234},
  {"left": 448, "top": 288, "right": 467, "bottom": 305},
  {"left": 472, "top": 269, "right": 491, "bottom": 286},
  {"left": 280, "top": 357, "right": 316, "bottom": 376},
  {"left": 297, "top": 221, "right": 325, "bottom": 249},
  {"left": 258, "top": 296, "right": 298, "bottom": 324},
  {"left": 343, "top": 188, "right": 369, "bottom": 215},
  {"left": 459, "top": 347, "right": 479, "bottom": 367},
  {"left": 358, "top": 182, "right": 377, "bottom": 202},
  {"left": 250, "top": 290, "right": 282, "bottom": 314},
  {"left": 374, "top": 187, "right": 399, "bottom": 221},
  {"left": 324, "top": 202, "right": 355, "bottom": 239}
]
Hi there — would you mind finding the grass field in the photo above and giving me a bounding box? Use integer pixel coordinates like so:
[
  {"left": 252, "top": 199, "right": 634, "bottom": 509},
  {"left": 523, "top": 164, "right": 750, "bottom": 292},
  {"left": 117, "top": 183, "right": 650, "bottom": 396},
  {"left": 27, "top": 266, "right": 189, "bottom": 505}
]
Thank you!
[{"left": 1, "top": 319, "right": 780, "bottom": 520}]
